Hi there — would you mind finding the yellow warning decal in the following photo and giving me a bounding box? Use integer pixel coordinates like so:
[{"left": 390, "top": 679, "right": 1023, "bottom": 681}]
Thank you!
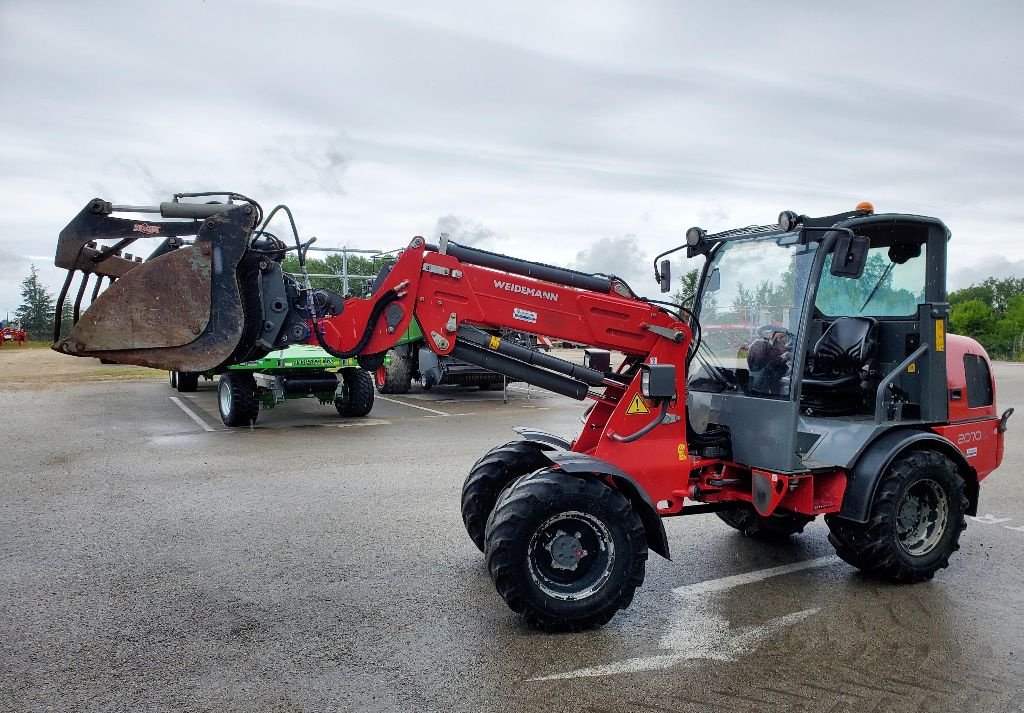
[
  {"left": 489, "top": 335, "right": 501, "bottom": 350},
  {"left": 677, "top": 443, "right": 688, "bottom": 460},
  {"left": 908, "top": 363, "right": 917, "bottom": 373},
  {"left": 936, "top": 320, "right": 945, "bottom": 352},
  {"left": 626, "top": 394, "right": 650, "bottom": 415}
]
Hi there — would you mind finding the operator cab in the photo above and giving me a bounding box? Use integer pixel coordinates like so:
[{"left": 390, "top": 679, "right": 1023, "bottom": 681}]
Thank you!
[{"left": 680, "top": 205, "right": 949, "bottom": 474}]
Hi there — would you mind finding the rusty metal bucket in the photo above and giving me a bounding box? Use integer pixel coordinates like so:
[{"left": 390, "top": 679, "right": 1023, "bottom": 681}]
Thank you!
[{"left": 52, "top": 196, "right": 262, "bottom": 372}]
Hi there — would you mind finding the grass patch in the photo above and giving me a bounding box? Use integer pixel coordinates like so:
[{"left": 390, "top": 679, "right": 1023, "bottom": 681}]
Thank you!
[{"left": 1, "top": 340, "right": 51, "bottom": 349}]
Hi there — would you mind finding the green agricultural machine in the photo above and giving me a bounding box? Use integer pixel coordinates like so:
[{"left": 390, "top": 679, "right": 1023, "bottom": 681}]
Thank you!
[{"left": 169, "top": 345, "right": 373, "bottom": 427}]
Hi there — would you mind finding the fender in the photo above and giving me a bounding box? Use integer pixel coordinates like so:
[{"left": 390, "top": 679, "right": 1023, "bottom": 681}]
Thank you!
[
  {"left": 840, "top": 428, "right": 977, "bottom": 523},
  {"left": 511, "top": 426, "right": 571, "bottom": 450},
  {"left": 544, "top": 450, "right": 671, "bottom": 560}
]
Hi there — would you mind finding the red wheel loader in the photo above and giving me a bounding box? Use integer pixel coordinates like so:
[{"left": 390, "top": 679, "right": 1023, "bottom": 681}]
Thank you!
[{"left": 52, "top": 194, "right": 1012, "bottom": 631}]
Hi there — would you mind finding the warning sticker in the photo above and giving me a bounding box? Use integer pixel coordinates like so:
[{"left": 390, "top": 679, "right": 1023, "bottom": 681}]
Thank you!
[
  {"left": 513, "top": 307, "right": 538, "bottom": 324},
  {"left": 626, "top": 394, "right": 650, "bottom": 415},
  {"left": 677, "top": 443, "right": 687, "bottom": 460},
  {"left": 489, "top": 335, "right": 501, "bottom": 350}
]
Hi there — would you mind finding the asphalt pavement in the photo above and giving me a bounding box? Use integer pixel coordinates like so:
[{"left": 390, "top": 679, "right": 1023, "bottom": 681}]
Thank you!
[{"left": 2, "top": 362, "right": 1023, "bottom": 712}]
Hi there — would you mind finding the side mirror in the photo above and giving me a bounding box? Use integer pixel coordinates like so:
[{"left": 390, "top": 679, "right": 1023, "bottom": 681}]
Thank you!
[
  {"left": 706, "top": 268, "right": 721, "bottom": 293},
  {"left": 830, "top": 233, "right": 869, "bottom": 278},
  {"left": 659, "top": 259, "right": 672, "bottom": 293}
]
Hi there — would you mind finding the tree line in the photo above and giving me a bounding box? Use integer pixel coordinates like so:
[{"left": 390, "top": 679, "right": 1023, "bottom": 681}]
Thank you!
[{"left": 948, "top": 277, "right": 1024, "bottom": 360}]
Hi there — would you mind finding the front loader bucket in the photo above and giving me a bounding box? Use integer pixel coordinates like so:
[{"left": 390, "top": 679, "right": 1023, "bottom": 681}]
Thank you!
[{"left": 52, "top": 197, "right": 262, "bottom": 372}]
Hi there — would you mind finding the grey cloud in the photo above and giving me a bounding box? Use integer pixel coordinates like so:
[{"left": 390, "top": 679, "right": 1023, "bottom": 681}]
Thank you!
[
  {"left": 432, "top": 215, "right": 504, "bottom": 248},
  {"left": 569, "top": 234, "right": 655, "bottom": 294},
  {"left": 950, "top": 257, "right": 1024, "bottom": 291}
]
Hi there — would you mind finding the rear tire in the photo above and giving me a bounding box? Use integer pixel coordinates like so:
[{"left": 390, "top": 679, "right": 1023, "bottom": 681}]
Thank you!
[
  {"left": 485, "top": 470, "right": 648, "bottom": 632},
  {"left": 717, "top": 505, "right": 813, "bottom": 540},
  {"left": 218, "top": 372, "right": 259, "bottom": 427},
  {"left": 336, "top": 369, "right": 375, "bottom": 417},
  {"left": 462, "top": 441, "right": 551, "bottom": 551},
  {"left": 826, "top": 450, "right": 967, "bottom": 582},
  {"left": 375, "top": 349, "right": 413, "bottom": 394},
  {"left": 175, "top": 372, "right": 199, "bottom": 393}
]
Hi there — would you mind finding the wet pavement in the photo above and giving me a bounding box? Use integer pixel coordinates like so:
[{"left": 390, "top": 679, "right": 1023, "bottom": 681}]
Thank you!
[{"left": 2, "top": 362, "right": 1023, "bottom": 712}]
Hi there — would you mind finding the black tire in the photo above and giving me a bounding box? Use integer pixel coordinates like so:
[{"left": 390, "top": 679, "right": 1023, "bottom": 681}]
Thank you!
[
  {"left": 175, "top": 372, "right": 199, "bottom": 393},
  {"left": 462, "top": 441, "right": 551, "bottom": 551},
  {"left": 375, "top": 350, "right": 413, "bottom": 394},
  {"left": 825, "top": 450, "right": 968, "bottom": 583},
  {"left": 336, "top": 369, "right": 375, "bottom": 417},
  {"left": 168, "top": 371, "right": 178, "bottom": 389},
  {"left": 420, "top": 372, "right": 434, "bottom": 391},
  {"left": 485, "top": 469, "right": 648, "bottom": 632},
  {"left": 717, "top": 505, "right": 814, "bottom": 540},
  {"left": 218, "top": 372, "right": 260, "bottom": 427}
]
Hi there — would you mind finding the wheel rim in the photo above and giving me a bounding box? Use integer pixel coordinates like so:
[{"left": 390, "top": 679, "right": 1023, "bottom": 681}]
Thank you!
[
  {"left": 895, "top": 478, "right": 949, "bottom": 556},
  {"left": 527, "top": 510, "right": 615, "bottom": 601},
  {"left": 219, "top": 380, "right": 232, "bottom": 415}
]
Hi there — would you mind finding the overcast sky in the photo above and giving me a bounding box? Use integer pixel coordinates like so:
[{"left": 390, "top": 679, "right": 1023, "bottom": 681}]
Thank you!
[{"left": 1, "top": 0, "right": 1022, "bottom": 317}]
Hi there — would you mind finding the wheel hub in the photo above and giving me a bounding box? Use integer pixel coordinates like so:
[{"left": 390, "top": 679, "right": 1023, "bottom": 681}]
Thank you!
[
  {"left": 527, "top": 510, "right": 615, "bottom": 601},
  {"left": 895, "top": 478, "right": 949, "bottom": 557},
  {"left": 546, "top": 530, "right": 588, "bottom": 571}
]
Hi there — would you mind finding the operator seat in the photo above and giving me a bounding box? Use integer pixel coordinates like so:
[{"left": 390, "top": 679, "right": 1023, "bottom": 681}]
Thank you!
[{"left": 801, "top": 316, "right": 879, "bottom": 415}]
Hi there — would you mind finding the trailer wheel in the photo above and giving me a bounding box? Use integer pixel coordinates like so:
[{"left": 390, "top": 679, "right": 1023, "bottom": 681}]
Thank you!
[
  {"left": 336, "top": 369, "right": 374, "bottom": 417},
  {"left": 375, "top": 349, "right": 413, "bottom": 394},
  {"left": 485, "top": 470, "right": 647, "bottom": 632},
  {"left": 826, "top": 450, "right": 968, "bottom": 582},
  {"left": 462, "top": 441, "right": 551, "bottom": 551},
  {"left": 218, "top": 372, "right": 259, "bottom": 427},
  {"left": 175, "top": 372, "right": 199, "bottom": 393},
  {"left": 168, "top": 371, "right": 177, "bottom": 389},
  {"left": 420, "top": 372, "right": 435, "bottom": 390},
  {"left": 717, "top": 505, "right": 814, "bottom": 540}
]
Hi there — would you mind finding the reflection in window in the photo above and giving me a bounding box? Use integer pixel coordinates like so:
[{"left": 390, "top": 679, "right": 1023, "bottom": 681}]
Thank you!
[
  {"left": 816, "top": 244, "right": 927, "bottom": 318},
  {"left": 689, "top": 237, "right": 817, "bottom": 399}
]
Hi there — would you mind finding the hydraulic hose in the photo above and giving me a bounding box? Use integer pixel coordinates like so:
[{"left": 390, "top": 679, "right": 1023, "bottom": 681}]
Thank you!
[
  {"left": 609, "top": 400, "right": 671, "bottom": 443},
  {"left": 309, "top": 289, "right": 403, "bottom": 360}
]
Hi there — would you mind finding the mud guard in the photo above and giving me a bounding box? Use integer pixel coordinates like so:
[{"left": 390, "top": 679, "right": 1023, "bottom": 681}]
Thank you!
[
  {"left": 544, "top": 450, "right": 671, "bottom": 560},
  {"left": 511, "top": 426, "right": 571, "bottom": 450},
  {"left": 840, "top": 428, "right": 977, "bottom": 522}
]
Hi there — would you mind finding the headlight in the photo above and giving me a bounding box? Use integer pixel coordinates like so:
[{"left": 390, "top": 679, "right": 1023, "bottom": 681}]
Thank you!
[
  {"left": 685, "top": 226, "right": 706, "bottom": 246},
  {"left": 778, "top": 210, "right": 800, "bottom": 232},
  {"left": 639, "top": 364, "right": 676, "bottom": 401}
]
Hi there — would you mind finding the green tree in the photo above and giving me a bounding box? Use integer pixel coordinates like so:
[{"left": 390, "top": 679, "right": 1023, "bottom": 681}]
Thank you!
[
  {"left": 280, "top": 253, "right": 383, "bottom": 293},
  {"left": 949, "top": 299, "right": 996, "bottom": 342},
  {"left": 670, "top": 268, "right": 700, "bottom": 307},
  {"left": 14, "top": 264, "right": 55, "bottom": 340}
]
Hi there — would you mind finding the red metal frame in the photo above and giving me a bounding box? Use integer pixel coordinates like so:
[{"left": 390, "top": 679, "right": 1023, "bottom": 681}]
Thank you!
[{"left": 303, "top": 238, "right": 1004, "bottom": 520}]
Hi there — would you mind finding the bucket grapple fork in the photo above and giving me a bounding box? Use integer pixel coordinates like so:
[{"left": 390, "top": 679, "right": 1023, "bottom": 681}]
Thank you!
[{"left": 53, "top": 196, "right": 266, "bottom": 372}]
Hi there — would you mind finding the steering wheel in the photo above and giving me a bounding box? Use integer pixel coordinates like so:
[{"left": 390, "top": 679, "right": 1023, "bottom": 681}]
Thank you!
[{"left": 756, "top": 325, "right": 795, "bottom": 348}]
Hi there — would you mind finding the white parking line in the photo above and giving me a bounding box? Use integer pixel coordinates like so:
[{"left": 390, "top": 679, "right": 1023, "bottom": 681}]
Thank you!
[
  {"left": 375, "top": 395, "right": 450, "bottom": 416},
  {"left": 169, "top": 396, "right": 217, "bottom": 432},
  {"left": 531, "top": 555, "right": 840, "bottom": 681}
]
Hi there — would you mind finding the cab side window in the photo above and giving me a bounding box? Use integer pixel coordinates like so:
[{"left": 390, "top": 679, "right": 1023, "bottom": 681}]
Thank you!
[{"left": 816, "top": 242, "right": 927, "bottom": 318}]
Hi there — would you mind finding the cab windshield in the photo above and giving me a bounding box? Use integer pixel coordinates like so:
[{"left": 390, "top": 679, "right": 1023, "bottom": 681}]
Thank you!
[{"left": 689, "top": 235, "right": 817, "bottom": 399}]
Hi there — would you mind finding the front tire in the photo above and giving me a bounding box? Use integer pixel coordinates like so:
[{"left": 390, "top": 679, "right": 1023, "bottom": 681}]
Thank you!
[
  {"left": 375, "top": 349, "right": 413, "bottom": 394},
  {"left": 717, "top": 505, "right": 813, "bottom": 540},
  {"left": 336, "top": 369, "right": 374, "bottom": 417},
  {"left": 462, "top": 441, "right": 551, "bottom": 551},
  {"left": 218, "top": 372, "right": 259, "bottom": 427},
  {"left": 485, "top": 470, "right": 648, "bottom": 632},
  {"left": 826, "top": 450, "right": 968, "bottom": 582}
]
